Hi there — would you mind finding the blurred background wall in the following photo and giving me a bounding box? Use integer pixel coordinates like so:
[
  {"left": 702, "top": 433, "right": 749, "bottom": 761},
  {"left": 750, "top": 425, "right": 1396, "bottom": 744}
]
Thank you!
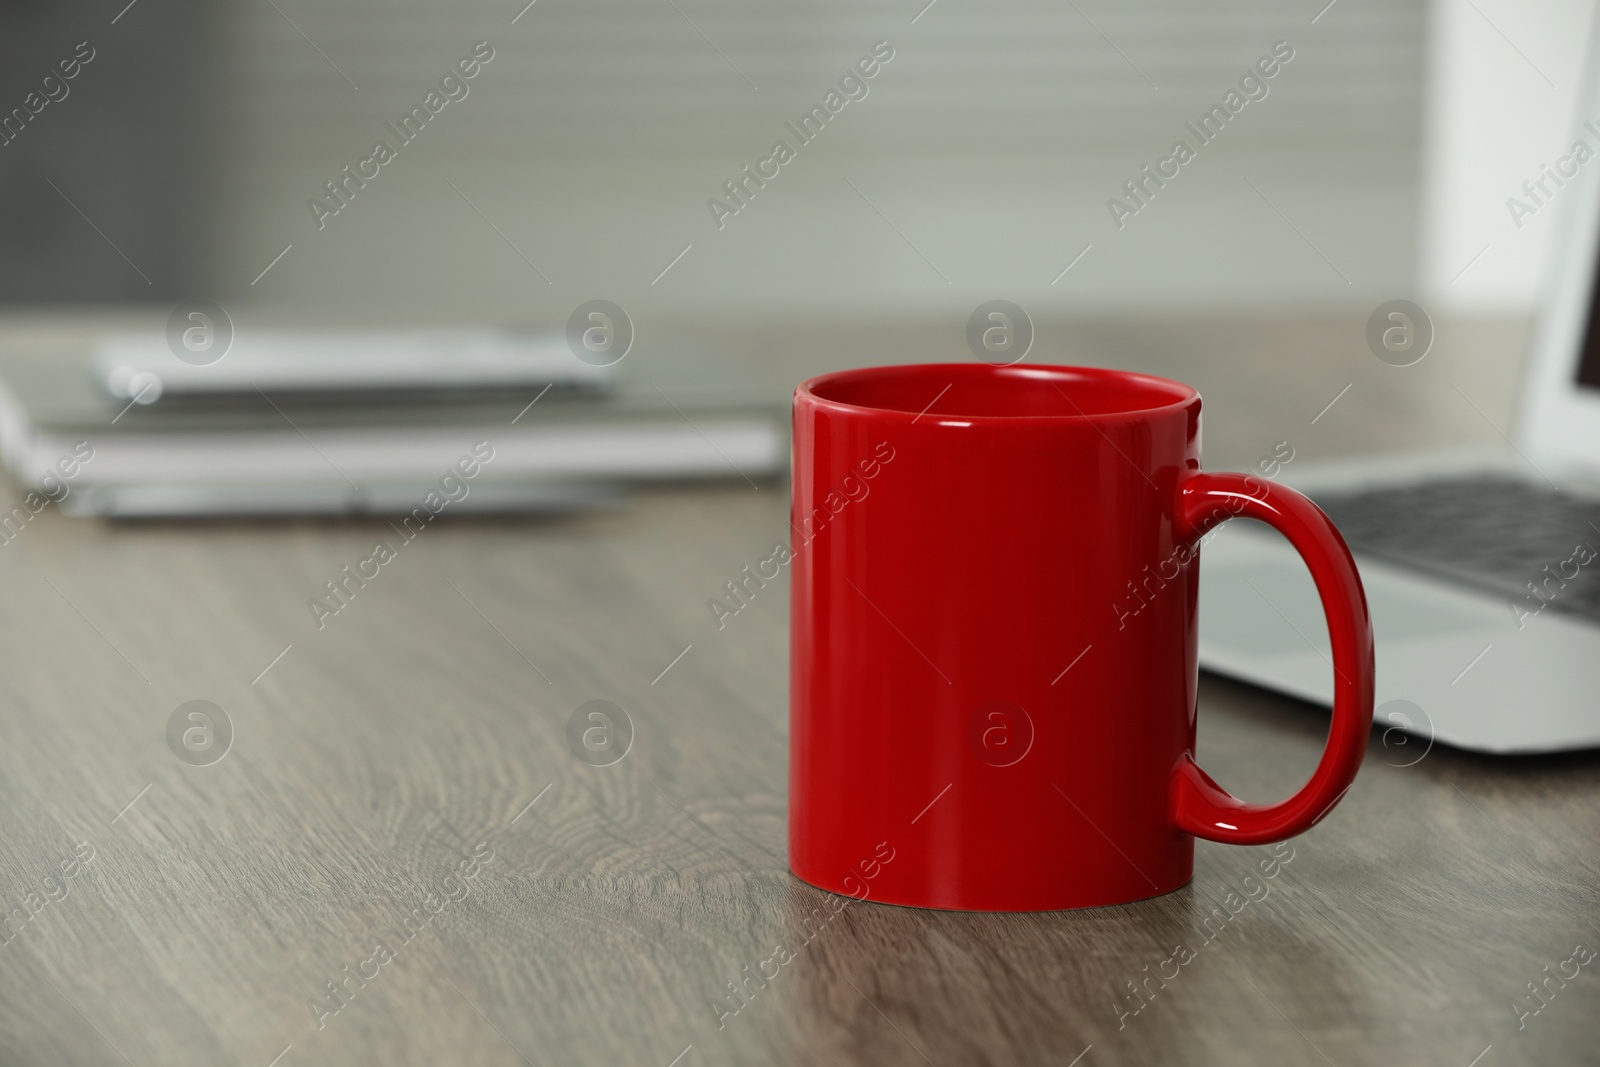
[
  {"left": 1422, "top": 0, "right": 1596, "bottom": 314},
  {"left": 1, "top": 0, "right": 1595, "bottom": 322},
  {"left": 206, "top": 0, "right": 1425, "bottom": 319},
  {"left": 0, "top": 0, "right": 214, "bottom": 303},
  {"left": 0, "top": 0, "right": 1426, "bottom": 320}
]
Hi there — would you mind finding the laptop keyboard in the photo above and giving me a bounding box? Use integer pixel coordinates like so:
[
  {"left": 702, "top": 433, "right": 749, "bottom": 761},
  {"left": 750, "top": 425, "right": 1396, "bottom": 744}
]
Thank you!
[{"left": 1310, "top": 476, "right": 1600, "bottom": 625}]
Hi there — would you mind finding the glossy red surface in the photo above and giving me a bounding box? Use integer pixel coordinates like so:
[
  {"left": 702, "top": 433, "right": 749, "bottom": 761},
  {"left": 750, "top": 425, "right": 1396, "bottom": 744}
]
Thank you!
[{"left": 789, "top": 363, "right": 1374, "bottom": 911}]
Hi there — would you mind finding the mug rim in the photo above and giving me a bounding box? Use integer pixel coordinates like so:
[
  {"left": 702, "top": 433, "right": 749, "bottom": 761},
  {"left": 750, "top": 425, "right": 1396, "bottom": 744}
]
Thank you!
[{"left": 795, "top": 363, "right": 1200, "bottom": 425}]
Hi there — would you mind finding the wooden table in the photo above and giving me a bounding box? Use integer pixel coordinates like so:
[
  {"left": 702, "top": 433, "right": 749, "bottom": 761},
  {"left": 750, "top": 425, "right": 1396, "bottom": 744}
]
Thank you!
[
  {"left": 0, "top": 314, "right": 1595, "bottom": 1066},
  {"left": 0, "top": 481, "right": 1595, "bottom": 1067}
]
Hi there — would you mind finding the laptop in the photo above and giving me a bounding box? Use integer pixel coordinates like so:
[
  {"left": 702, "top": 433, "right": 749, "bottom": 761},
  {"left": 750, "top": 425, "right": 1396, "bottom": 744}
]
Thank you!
[{"left": 1197, "top": 72, "right": 1600, "bottom": 756}]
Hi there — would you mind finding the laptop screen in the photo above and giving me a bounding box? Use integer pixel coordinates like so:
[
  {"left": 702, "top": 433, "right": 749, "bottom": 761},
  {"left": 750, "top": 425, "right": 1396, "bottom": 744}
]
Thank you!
[{"left": 1582, "top": 272, "right": 1600, "bottom": 389}]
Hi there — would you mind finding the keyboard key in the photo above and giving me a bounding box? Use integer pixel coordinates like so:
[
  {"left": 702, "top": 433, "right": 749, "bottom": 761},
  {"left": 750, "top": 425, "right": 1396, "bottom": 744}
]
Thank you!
[{"left": 1313, "top": 476, "right": 1600, "bottom": 624}]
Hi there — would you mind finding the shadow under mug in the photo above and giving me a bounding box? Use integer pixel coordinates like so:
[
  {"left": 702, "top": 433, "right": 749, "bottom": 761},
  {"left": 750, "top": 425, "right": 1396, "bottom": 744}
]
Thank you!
[{"left": 788, "top": 363, "right": 1374, "bottom": 911}]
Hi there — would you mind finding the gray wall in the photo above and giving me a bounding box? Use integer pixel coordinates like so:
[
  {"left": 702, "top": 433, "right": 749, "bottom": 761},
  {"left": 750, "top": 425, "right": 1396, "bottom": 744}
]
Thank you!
[
  {"left": 0, "top": 0, "right": 215, "bottom": 304},
  {"left": 5, "top": 0, "right": 1427, "bottom": 317}
]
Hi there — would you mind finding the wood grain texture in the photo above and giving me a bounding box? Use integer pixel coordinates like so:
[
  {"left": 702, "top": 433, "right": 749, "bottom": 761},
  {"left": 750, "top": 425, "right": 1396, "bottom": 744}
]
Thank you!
[{"left": 0, "top": 312, "right": 1594, "bottom": 1066}]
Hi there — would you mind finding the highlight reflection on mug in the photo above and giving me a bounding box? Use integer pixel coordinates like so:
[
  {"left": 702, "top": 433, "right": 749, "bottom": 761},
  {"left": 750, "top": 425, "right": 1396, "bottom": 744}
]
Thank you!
[
  {"left": 565, "top": 699, "right": 634, "bottom": 767},
  {"left": 966, "top": 700, "right": 1034, "bottom": 767}
]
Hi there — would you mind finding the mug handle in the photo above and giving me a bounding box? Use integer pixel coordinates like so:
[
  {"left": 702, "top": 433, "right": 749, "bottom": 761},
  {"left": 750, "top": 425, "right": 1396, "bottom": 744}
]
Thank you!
[{"left": 1168, "top": 471, "right": 1375, "bottom": 845}]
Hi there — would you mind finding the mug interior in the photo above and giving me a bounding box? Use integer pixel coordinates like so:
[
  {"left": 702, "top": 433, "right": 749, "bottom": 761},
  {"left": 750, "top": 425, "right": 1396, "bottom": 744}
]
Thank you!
[{"left": 804, "top": 363, "right": 1196, "bottom": 420}]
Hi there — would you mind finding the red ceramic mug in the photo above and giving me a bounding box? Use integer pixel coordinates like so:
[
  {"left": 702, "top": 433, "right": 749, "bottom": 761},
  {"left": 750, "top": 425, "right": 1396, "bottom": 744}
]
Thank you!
[{"left": 788, "top": 363, "right": 1374, "bottom": 910}]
